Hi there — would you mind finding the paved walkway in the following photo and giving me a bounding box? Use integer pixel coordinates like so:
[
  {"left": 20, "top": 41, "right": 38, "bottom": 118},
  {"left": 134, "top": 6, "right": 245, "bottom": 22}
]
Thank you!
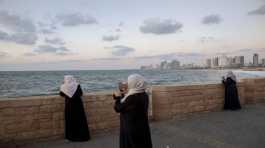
[{"left": 22, "top": 104, "right": 265, "bottom": 148}]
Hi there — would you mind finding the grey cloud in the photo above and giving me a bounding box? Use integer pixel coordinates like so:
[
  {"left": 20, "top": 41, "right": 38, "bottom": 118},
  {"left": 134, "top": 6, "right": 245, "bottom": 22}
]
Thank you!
[
  {"left": 118, "top": 22, "right": 124, "bottom": 27},
  {"left": 34, "top": 45, "right": 72, "bottom": 55},
  {"left": 200, "top": 36, "right": 215, "bottom": 43},
  {"left": 0, "top": 10, "right": 36, "bottom": 33},
  {"left": 106, "top": 45, "right": 135, "bottom": 56},
  {"left": 10, "top": 33, "right": 37, "bottom": 45},
  {"left": 56, "top": 13, "right": 97, "bottom": 26},
  {"left": 40, "top": 29, "right": 55, "bottom": 34},
  {"left": 115, "top": 22, "right": 124, "bottom": 32},
  {"left": 0, "top": 30, "right": 37, "bottom": 45},
  {"left": 45, "top": 37, "right": 65, "bottom": 45},
  {"left": 38, "top": 22, "right": 57, "bottom": 34},
  {"left": 140, "top": 18, "right": 183, "bottom": 35},
  {"left": 115, "top": 28, "right": 121, "bottom": 32},
  {"left": 202, "top": 14, "right": 222, "bottom": 25},
  {"left": 0, "top": 11, "right": 38, "bottom": 45},
  {"left": 248, "top": 5, "right": 265, "bottom": 15},
  {"left": 102, "top": 35, "right": 119, "bottom": 42}
]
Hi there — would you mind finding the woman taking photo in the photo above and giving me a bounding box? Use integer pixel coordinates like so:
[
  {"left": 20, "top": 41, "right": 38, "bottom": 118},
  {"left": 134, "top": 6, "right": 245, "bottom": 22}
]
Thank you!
[
  {"left": 60, "top": 75, "right": 90, "bottom": 142},
  {"left": 113, "top": 74, "right": 152, "bottom": 148}
]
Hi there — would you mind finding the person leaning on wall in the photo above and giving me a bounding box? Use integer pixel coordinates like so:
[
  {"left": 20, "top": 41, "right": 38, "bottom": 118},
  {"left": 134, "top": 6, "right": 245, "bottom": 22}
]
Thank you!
[
  {"left": 59, "top": 75, "right": 91, "bottom": 142},
  {"left": 222, "top": 71, "right": 242, "bottom": 110}
]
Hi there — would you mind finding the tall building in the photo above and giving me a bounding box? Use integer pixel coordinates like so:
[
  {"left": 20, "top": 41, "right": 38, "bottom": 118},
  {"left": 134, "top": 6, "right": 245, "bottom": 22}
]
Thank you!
[
  {"left": 235, "top": 56, "right": 244, "bottom": 67},
  {"left": 219, "top": 55, "right": 229, "bottom": 67},
  {"left": 253, "top": 53, "right": 259, "bottom": 66},
  {"left": 212, "top": 57, "right": 219, "bottom": 67},
  {"left": 262, "top": 59, "right": 265, "bottom": 67},
  {"left": 169, "top": 60, "right": 180, "bottom": 69},
  {"left": 160, "top": 61, "right": 168, "bottom": 70},
  {"left": 227, "top": 57, "right": 234, "bottom": 67},
  {"left": 206, "top": 59, "right": 212, "bottom": 68}
]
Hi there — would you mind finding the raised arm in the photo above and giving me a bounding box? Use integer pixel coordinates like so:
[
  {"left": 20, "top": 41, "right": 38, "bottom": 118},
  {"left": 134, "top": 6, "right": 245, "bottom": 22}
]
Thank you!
[{"left": 114, "top": 95, "right": 135, "bottom": 113}]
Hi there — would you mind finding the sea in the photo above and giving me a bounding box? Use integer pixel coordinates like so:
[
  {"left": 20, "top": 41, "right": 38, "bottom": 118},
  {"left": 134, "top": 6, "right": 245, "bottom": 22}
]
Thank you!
[{"left": 1, "top": 69, "right": 265, "bottom": 98}]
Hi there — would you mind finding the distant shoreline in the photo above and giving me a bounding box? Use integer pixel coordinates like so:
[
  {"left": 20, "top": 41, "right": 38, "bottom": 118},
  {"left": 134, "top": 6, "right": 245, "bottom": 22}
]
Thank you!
[
  {"left": 1, "top": 67, "right": 265, "bottom": 72},
  {"left": 240, "top": 67, "right": 265, "bottom": 71}
]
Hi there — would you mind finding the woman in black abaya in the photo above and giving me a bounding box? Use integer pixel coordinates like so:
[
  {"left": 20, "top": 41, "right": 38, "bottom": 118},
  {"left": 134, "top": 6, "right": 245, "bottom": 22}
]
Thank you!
[
  {"left": 222, "top": 71, "right": 241, "bottom": 110},
  {"left": 60, "top": 75, "right": 90, "bottom": 142},
  {"left": 113, "top": 74, "right": 152, "bottom": 148}
]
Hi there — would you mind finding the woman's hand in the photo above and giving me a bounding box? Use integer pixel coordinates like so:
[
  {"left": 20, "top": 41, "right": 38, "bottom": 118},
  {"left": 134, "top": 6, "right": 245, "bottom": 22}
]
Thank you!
[{"left": 113, "top": 91, "right": 122, "bottom": 97}]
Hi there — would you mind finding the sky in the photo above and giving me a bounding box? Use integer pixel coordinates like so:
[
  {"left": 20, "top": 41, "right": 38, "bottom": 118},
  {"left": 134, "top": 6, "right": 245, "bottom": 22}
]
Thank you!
[{"left": 0, "top": 0, "right": 264, "bottom": 70}]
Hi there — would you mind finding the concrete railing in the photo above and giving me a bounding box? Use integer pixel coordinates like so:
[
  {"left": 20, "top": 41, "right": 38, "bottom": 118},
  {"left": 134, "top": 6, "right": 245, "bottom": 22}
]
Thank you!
[{"left": 0, "top": 78, "right": 265, "bottom": 145}]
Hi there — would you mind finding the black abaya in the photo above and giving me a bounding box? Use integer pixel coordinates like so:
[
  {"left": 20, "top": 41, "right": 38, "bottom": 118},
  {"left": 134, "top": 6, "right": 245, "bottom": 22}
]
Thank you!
[
  {"left": 60, "top": 85, "right": 90, "bottom": 141},
  {"left": 114, "top": 92, "right": 152, "bottom": 148},
  {"left": 222, "top": 78, "right": 241, "bottom": 110}
]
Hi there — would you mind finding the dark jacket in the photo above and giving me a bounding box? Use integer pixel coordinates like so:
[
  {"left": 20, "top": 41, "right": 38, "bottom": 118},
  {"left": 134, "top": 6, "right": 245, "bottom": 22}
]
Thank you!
[
  {"left": 60, "top": 85, "right": 90, "bottom": 141},
  {"left": 222, "top": 78, "right": 241, "bottom": 110},
  {"left": 114, "top": 92, "right": 152, "bottom": 148}
]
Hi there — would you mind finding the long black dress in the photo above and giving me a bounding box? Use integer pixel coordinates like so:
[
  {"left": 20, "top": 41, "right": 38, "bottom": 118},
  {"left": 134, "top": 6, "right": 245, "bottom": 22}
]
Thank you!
[
  {"left": 222, "top": 78, "right": 242, "bottom": 110},
  {"left": 60, "top": 85, "right": 90, "bottom": 141},
  {"left": 114, "top": 92, "right": 152, "bottom": 148}
]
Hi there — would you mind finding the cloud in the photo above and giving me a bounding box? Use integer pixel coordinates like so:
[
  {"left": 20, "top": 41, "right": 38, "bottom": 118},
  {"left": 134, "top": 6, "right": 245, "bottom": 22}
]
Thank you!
[
  {"left": 0, "top": 11, "right": 38, "bottom": 45},
  {"left": 114, "top": 22, "right": 124, "bottom": 32},
  {"left": 45, "top": 37, "right": 65, "bottom": 45},
  {"left": 118, "top": 22, "right": 124, "bottom": 27},
  {"left": 40, "top": 29, "right": 55, "bottom": 34},
  {"left": 0, "top": 10, "right": 36, "bottom": 33},
  {"left": 34, "top": 45, "right": 72, "bottom": 55},
  {"left": 10, "top": 33, "right": 37, "bottom": 45},
  {"left": 56, "top": 13, "right": 97, "bottom": 26},
  {"left": 202, "top": 14, "right": 222, "bottom": 25},
  {"left": 106, "top": 45, "right": 135, "bottom": 56},
  {"left": 139, "top": 18, "right": 183, "bottom": 35},
  {"left": 200, "top": 36, "right": 215, "bottom": 43},
  {"left": 102, "top": 35, "right": 119, "bottom": 42},
  {"left": 37, "top": 21, "right": 57, "bottom": 34},
  {"left": 248, "top": 4, "right": 265, "bottom": 15},
  {"left": 0, "top": 30, "right": 37, "bottom": 45},
  {"left": 115, "top": 28, "right": 121, "bottom": 32}
]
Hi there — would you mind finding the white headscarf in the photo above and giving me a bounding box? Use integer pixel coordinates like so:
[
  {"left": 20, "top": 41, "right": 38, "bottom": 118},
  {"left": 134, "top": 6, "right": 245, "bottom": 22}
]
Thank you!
[
  {"left": 121, "top": 74, "right": 147, "bottom": 103},
  {"left": 226, "top": 71, "right": 237, "bottom": 82},
  {"left": 60, "top": 75, "right": 79, "bottom": 98}
]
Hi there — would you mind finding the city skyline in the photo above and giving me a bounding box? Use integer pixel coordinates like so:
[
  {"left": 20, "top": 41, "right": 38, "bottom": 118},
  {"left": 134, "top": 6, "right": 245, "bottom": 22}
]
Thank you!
[
  {"left": 0, "top": 0, "right": 265, "bottom": 70},
  {"left": 141, "top": 52, "right": 265, "bottom": 70}
]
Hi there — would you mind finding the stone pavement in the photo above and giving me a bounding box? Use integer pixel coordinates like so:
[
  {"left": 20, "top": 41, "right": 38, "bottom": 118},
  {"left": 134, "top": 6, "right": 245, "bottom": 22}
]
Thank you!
[{"left": 21, "top": 104, "right": 265, "bottom": 148}]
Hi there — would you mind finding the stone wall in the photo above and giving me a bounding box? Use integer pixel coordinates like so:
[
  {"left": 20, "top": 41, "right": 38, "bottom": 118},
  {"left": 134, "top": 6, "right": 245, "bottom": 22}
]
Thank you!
[
  {"left": 152, "top": 82, "right": 246, "bottom": 121},
  {"left": 0, "top": 78, "right": 265, "bottom": 145},
  {"left": 242, "top": 78, "right": 265, "bottom": 104},
  {"left": 0, "top": 92, "right": 119, "bottom": 145}
]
